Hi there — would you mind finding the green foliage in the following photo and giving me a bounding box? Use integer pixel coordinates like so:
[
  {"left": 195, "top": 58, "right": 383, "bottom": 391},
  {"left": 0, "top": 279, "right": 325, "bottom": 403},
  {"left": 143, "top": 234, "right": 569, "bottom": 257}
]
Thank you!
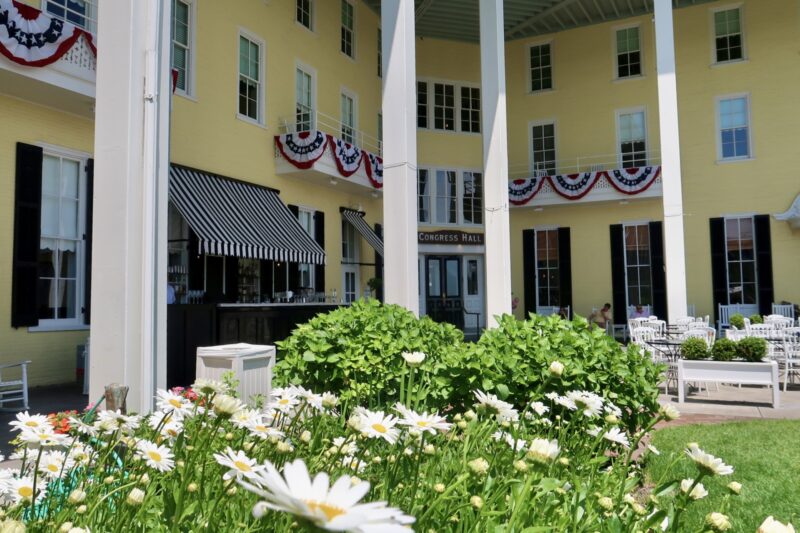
[
  {"left": 729, "top": 313, "right": 745, "bottom": 329},
  {"left": 467, "top": 314, "right": 663, "bottom": 431},
  {"left": 737, "top": 337, "right": 768, "bottom": 362},
  {"left": 680, "top": 338, "right": 709, "bottom": 360},
  {"left": 274, "top": 299, "right": 469, "bottom": 408},
  {"left": 749, "top": 314, "right": 764, "bottom": 325},
  {"left": 711, "top": 338, "right": 738, "bottom": 362}
]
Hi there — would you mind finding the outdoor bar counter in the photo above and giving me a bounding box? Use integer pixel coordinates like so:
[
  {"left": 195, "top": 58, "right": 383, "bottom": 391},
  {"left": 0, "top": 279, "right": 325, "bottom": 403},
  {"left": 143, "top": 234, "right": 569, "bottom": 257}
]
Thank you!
[{"left": 167, "top": 302, "right": 341, "bottom": 388}]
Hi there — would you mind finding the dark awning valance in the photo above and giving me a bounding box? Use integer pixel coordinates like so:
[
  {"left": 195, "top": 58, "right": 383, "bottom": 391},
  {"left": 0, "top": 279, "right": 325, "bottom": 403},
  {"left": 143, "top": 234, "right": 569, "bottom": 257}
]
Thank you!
[
  {"left": 341, "top": 208, "right": 383, "bottom": 257},
  {"left": 169, "top": 164, "right": 325, "bottom": 265}
]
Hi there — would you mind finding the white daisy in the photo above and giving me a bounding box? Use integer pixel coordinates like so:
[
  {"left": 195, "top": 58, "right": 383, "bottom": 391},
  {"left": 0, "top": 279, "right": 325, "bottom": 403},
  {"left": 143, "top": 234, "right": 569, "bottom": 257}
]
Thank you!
[
  {"left": 680, "top": 478, "right": 708, "bottom": 500},
  {"left": 68, "top": 444, "right": 94, "bottom": 466},
  {"left": 685, "top": 446, "right": 734, "bottom": 476},
  {"left": 38, "top": 451, "right": 73, "bottom": 478},
  {"left": 231, "top": 409, "right": 261, "bottom": 429},
  {"left": 213, "top": 447, "right": 265, "bottom": 481},
  {"left": 525, "top": 438, "right": 560, "bottom": 464},
  {"left": 247, "top": 421, "right": 285, "bottom": 440},
  {"left": 96, "top": 410, "right": 141, "bottom": 434},
  {"left": 492, "top": 431, "right": 526, "bottom": 452},
  {"left": 68, "top": 417, "right": 98, "bottom": 437},
  {"left": 192, "top": 378, "right": 227, "bottom": 397},
  {"left": 294, "top": 387, "right": 326, "bottom": 412},
  {"left": 18, "top": 426, "right": 68, "bottom": 447},
  {"left": 340, "top": 455, "right": 368, "bottom": 473},
  {"left": 156, "top": 390, "right": 192, "bottom": 416},
  {"left": 6, "top": 476, "right": 43, "bottom": 504},
  {"left": 212, "top": 395, "right": 246, "bottom": 418},
  {"left": 329, "top": 437, "right": 358, "bottom": 456},
  {"left": 473, "top": 391, "right": 519, "bottom": 422},
  {"left": 238, "top": 458, "right": 414, "bottom": 531},
  {"left": 565, "top": 391, "right": 604, "bottom": 418},
  {"left": 603, "top": 427, "right": 630, "bottom": 448},
  {"left": 357, "top": 410, "right": 400, "bottom": 444},
  {"left": 9, "top": 412, "right": 50, "bottom": 433},
  {"left": 136, "top": 440, "right": 175, "bottom": 472},
  {"left": 320, "top": 392, "right": 339, "bottom": 410},
  {"left": 394, "top": 404, "right": 451, "bottom": 435},
  {"left": 529, "top": 401, "right": 550, "bottom": 416}
]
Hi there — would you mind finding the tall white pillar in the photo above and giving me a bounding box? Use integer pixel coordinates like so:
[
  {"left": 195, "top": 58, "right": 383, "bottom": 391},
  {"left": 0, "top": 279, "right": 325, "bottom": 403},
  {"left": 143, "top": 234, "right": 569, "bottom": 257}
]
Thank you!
[
  {"left": 654, "top": 0, "right": 688, "bottom": 323},
  {"left": 90, "top": 0, "right": 171, "bottom": 412},
  {"left": 479, "top": 0, "right": 512, "bottom": 327},
  {"left": 381, "top": 0, "right": 419, "bottom": 315}
]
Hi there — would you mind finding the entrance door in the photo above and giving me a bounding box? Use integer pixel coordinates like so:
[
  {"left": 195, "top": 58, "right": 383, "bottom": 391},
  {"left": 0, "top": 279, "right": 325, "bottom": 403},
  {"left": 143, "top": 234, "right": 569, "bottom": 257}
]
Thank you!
[
  {"left": 425, "top": 256, "right": 463, "bottom": 329},
  {"left": 463, "top": 255, "right": 484, "bottom": 331}
]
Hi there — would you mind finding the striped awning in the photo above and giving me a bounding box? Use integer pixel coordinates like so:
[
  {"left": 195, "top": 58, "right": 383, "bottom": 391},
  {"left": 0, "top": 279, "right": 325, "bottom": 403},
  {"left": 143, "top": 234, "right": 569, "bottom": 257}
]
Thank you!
[
  {"left": 341, "top": 208, "right": 383, "bottom": 257},
  {"left": 169, "top": 165, "right": 326, "bottom": 265}
]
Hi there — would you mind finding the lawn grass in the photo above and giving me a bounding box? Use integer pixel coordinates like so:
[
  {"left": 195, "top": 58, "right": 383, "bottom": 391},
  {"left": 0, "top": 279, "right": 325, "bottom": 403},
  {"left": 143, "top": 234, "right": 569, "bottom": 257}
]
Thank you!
[{"left": 645, "top": 419, "right": 800, "bottom": 532}]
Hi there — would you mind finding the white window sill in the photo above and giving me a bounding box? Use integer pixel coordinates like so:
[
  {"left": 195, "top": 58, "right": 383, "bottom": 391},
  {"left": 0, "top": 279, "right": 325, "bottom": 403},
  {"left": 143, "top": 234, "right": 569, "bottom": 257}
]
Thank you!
[
  {"left": 174, "top": 91, "right": 198, "bottom": 103},
  {"left": 235, "top": 114, "right": 268, "bottom": 129},
  {"left": 613, "top": 74, "right": 645, "bottom": 84},
  {"left": 716, "top": 157, "right": 755, "bottom": 164},
  {"left": 28, "top": 324, "right": 90, "bottom": 333},
  {"left": 340, "top": 51, "right": 356, "bottom": 63},
  {"left": 295, "top": 21, "right": 315, "bottom": 34},
  {"left": 711, "top": 58, "right": 749, "bottom": 69},
  {"left": 527, "top": 88, "right": 556, "bottom": 96}
]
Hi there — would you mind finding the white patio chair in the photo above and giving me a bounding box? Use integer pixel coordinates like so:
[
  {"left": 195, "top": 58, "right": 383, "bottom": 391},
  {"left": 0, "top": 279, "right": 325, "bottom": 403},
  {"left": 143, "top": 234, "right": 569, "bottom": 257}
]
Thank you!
[
  {"left": 683, "top": 327, "right": 716, "bottom": 349},
  {"left": 717, "top": 303, "right": 744, "bottom": 335},
  {"left": 780, "top": 334, "right": 800, "bottom": 391},
  {"left": 772, "top": 303, "right": 795, "bottom": 320},
  {"left": 645, "top": 319, "right": 667, "bottom": 337},
  {"left": 765, "top": 316, "right": 793, "bottom": 330},
  {"left": 0, "top": 361, "right": 31, "bottom": 411}
]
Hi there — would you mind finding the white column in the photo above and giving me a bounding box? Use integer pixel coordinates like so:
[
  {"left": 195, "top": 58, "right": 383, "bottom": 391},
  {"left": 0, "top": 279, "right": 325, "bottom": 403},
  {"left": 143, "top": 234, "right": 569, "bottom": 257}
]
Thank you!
[
  {"left": 90, "top": 0, "right": 171, "bottom": 412},
  {"left": 381, "top": 0, "right": 419, "bottom": 315},
  {"left": 654, "top": 0, "right": 688, "bottom": 322},
  {"left": 479, "top": 0, "right": 512, "bottom": 327}
]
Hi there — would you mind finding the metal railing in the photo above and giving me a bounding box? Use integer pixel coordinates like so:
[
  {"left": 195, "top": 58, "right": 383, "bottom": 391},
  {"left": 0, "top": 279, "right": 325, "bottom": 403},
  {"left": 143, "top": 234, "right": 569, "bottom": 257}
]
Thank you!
[
  {"left": 279, "top": 110, "right": 383, "bottom": 156},
  {"left": 508, "top": 150, "right": 661, "bottom": 180}
]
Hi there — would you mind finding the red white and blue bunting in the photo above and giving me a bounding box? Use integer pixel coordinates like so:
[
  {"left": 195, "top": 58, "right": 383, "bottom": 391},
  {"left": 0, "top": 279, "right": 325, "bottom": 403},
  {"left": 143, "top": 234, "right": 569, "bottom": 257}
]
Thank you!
[
  {"left": 328, "top": 135, "right": 364, "bottom": 178},
  {"left": 0, "top": 0, "right": 96, "bottom": 67},
  {"left": 507, "top": 166, "right": 662, "bottom": 206},
  {"left": 365, "top": 152, "right": 383, "bottom": 189},
  {"left": 274, "top": 130, "right": 328, "bottom": 170}
]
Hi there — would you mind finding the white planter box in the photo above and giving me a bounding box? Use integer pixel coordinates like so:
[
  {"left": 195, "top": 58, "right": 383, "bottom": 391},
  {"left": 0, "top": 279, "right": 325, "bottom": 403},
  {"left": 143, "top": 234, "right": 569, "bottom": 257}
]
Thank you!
[
  {"left": 677, "top": 359, "right": 780, "bottom": 408},
  {"left": 196, "top": 343, "right": 275, "bottom": 405}
]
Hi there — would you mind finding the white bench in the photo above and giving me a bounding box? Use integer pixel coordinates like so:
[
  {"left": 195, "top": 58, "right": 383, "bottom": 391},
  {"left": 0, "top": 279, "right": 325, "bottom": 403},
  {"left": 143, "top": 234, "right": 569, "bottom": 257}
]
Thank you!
[{"left": 677, "top": 360, "right": 780, "bottom": 408}]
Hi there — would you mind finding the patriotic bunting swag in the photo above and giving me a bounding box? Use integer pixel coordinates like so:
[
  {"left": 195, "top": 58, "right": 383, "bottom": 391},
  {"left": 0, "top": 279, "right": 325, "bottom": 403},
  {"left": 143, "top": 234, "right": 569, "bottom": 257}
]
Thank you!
[
  {"left": 605, "top": 166, "right": 661, "bottom": 195},
  {"left": 509, "top": 177, "right": 545, "bottom": 206},
  {"left": 274, "top": 130, "right": 328, "bottom": 170},
  {"left": 365, "top": 152, "right": 383, "bottom": 189},
  {"left": 548, "top": 172, "right": 602, "bottom": 200},
  {"left": 328, "top": 135, "right": 364, "bottom": 178},
  {"left": 0, "top": 0, "right": 96, "bottom": 67}
]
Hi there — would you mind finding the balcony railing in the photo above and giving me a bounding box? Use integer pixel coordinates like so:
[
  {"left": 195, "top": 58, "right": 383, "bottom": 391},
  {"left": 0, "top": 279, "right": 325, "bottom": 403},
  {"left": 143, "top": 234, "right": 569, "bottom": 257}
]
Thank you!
[
  {"left": 278, "top": 110, "right": 382, "bottom": 156},
  {"left": 508, "top": 150, "right": 661, "bottom": 180}
]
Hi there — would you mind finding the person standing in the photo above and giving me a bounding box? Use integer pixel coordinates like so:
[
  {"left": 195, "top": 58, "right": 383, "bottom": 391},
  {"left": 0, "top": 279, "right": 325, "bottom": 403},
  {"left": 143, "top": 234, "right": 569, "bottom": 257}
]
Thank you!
[{"left": 590, "top": 303, "right": 612, "bottom": 329}]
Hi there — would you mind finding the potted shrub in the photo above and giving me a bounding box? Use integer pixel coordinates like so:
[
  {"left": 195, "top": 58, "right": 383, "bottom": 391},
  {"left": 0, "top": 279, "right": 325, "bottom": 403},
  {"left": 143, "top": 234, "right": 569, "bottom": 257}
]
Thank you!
[
  {"left": 737, "top": 337, "right": 768, "bottom": 362},
  {"left": 711, "top": 338, "right": 737, "bottom": 362},
  {"left": 729, "top": 313, "right": 745, "bottom": 330},
  {"left": 680, "top": 337, "right": 709, "bottom": 360},
  {"left": 749, "top": 314, "right": 764, "bottom": 325}
]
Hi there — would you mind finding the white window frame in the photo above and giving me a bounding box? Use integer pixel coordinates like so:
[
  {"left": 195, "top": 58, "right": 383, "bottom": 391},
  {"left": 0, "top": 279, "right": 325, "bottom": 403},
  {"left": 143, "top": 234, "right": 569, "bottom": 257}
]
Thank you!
[
  {"left": 297, "top": 207, "right": 316, "bottom": 290},
  {"left": 526, "top": 40, "right": 554, "bottom": 94},
  {"left": 417, "top": 80, "right": 430, "bottom": 130},
  {"left": 296, "top": 0, "right": 314, "bottom": 32},
  {"left": 710, "top": 3, "right": 747, "bottom": 66},
  {"left": 613, "top": 22, "right": 643, "bottom": 81},
  {"left": 622, "top": 222, "right": 653, "bottom": 309},
  {"left": 723, "top": 215, "right": 758, "bottom": 307},
  {"left": 41, "top": 0, "right": 97, "bottom": 34},
  {"left": 615, "top": 106, "right": 648, "bottom": 168},
  {"left": 236, "top": 29, "right": 266, "bottom": 126},
  {"left": 295, "top": 61, "right": 317, "bottom": 132},
  {"left": 341, "top": 218, "right": 360, "bottom": 304},
  {"left": 417, "top": 77, "right": 482, "bottom": 135},
  {"left": 171, "top": 0, "right": 196, "bottom": 99},
  {"left": 715, "top": 93, "right": 753, "bottom": 163},
  {"left": 340, "top": 0, "right": 356, "bottom": 60},
  {"left": 533, "top": 228, "right": 561, "bottom": 309},
  {"left": 417, "top": 166, "right": 485, "bottom": 227},
  {"left": 458, "top": 83, "right": 481, "bottom": 134},
  {"left": 461, "top": 170, "right": 483, "bottom": 226},
  {"left": 528, "top": 119, "right": 558, "bottom": 175},
  {"left": 31, "top": 144, "right": 90, "bottom": 331},
  {"left": 340, "top": 87, "right": 358, "bottom": 145}
]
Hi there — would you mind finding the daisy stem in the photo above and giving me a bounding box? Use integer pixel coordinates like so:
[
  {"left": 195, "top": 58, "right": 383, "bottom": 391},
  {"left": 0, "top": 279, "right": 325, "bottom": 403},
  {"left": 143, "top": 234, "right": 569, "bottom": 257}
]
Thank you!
[
  {"left": 85, "top": 480, "right": 138, "bottom": 520},
  {"left": 672, "top": 472, "right": 706, "bottom": 531},
  {"left": 415, "top": 472, "right": 470, "bottom": 525},
  {"left": 205, "top": 477, "right": 236, "bottom": 530}
]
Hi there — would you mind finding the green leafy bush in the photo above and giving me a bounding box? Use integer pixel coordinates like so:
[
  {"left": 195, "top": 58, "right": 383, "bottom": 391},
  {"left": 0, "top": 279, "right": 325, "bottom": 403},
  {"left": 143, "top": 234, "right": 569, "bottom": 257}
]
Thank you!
[
  {"left": 729, "top": 313, "right": 745, "bottom": 329},
  {"left": 681, "top": 337, "right": 709, "bottom": 360},
  {"left": 711, "top": 338, "right": 738, "bottom": 361},
  {"left": 466, "top": 313, "right": 663, "bottom": 431},
  {"left": 750, "top": 314, "right": 764, "bottom": 325},
  {"left": 274, "top": 299, "right": 469, "bottom": 408},
  {"left": 737, "top": 337, "right": 768, "bottom": 362}
]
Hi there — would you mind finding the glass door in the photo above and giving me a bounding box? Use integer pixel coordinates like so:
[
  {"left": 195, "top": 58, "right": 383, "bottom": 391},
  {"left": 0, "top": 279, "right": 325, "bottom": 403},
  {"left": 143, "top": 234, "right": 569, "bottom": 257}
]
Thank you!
[{"left": 425, "top": 256, "right": 463, "bottom": 329}]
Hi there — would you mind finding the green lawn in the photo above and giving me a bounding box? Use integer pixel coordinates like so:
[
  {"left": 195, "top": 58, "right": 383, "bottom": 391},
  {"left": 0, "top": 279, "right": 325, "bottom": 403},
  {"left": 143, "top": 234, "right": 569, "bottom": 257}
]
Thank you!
[{"left": 646, "top": 419, "right": 800, "bottom": 532}]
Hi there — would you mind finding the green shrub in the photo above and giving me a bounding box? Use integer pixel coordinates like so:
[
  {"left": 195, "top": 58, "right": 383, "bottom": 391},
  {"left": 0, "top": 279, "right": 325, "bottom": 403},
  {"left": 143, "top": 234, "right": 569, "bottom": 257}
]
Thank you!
[
  {"left": 737, "top": 337, "right": 768, "bottom": 362},
  {"left": 466, "top": 314, "right": 663, "bottom": 431},
  {"left": 681, "top": 337, "right": 709, "bottom": 360},
  {"left": 711, "top": 338, "right": 738, "bottom": 361},
  {"left": 729, "top": 313, "right": 745, "bottom": 329},
  {"left": 750, "top": 314, "right": 764, "bottom": 325},
  {"left": 274, "top": 299, "right": 469, "bottom": 408}
]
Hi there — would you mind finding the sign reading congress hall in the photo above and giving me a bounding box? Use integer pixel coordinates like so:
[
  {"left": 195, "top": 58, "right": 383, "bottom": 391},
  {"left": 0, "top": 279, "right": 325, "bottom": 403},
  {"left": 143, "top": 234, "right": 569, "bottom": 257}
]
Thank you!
[{"left": 418, "top": 230, "right": 485, "bottom": 245}]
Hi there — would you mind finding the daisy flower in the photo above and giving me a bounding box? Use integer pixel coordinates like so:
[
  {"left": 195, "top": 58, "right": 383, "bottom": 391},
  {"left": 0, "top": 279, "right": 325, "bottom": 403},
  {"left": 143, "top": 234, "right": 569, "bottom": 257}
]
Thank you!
[
  {"left": 213, "top": 447, "right": 265, "bottom": 481},
  {"left": 329, "top": 437, "right": 358, "bottom": 456},
  {"left": 603, "top": 427, "right": 630, "bottom": 448},
  {"left": 238, "top": 458, "right": 414, "bottom": 531},
  {"left": 685, "top": 446, "right": 734, "bottom": 476},
  {"left": 67, "top": 417, "right": 98, "bottom": 437},
  {"left": 357, "top": 410, "right": 400, "bottom": 444},
  {"left": 492, "top": 431, "right": 526, "bottom": 452},
  {"left": 680, "top": 478, "right": 708, "bottom": 500},
  {"left": 192, "top": 378, "right": 227, "bottom": 396},
  {"left": 529, "top": 401, "right": 550, "bottom": 416},
  {"left": 248, "top": 421, "right": 285, "bottom": 440},
  {"left": 136, "top": 440, "right": 175, "bottom": 472},
  {"left": 401, "top": 351, "right": 426, "bottom": 366},
  {"left": 757, "top": 516, "right": 795, "bottom": 533},
  {"left": 394, "top": 404, "right": 451, "bottom": 435},
  {"left": 6, "top": 477, "right": 43, "bottom": 504},
  {"left": 525, "top": 438, "right": 560, "bottom": 464},
  {"left": 340, "top": 455, "right": 368, "bottom": 473},
  {"left": 18, "top": 426, "right": 68, "bottom": 447},
  {"left": 293, "top": 387, "right": 325, "bottom": 412},
  {"left": 320, "top": 392, "right": 339, "bottom": 410},
  {"left": 269, "top": 392, "right": 301, "bottom": 414},
  {"left": 96, "top": 410, "right": 141, "bottom": 434},
  {"left": 9, "top": 412, "right": 50, "bottom": 433},
  {"left": 212, "top": 395, "right": 246, "bottom": 418},
  {"left": 231, "top": 408, "right": 261, "bottom": 429},
  {"left": 156, "top": 390, "right": 192, "bottom": 416},
  {"left": 473, "top": 391, "right": 519, "bottom": 422},
  {"left": 38, "top": 451, "right": 73, "bottom": 478},
  {"left": 565, "top": 391, "right": 604, "bottom": 418}
]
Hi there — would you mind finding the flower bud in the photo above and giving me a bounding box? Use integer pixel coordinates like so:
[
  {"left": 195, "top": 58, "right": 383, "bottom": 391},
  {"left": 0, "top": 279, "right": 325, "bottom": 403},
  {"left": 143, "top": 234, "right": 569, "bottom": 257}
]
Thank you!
[
  {"left": 457, "top": 421, "right": 467, "bottom": 430},
  {"left": 225, "top": 432, "right": 234, "bottom": 441},
  {"left": 706, "top": 512, "right": 732, "bottom": 532},
  {"left": 300, "top": 431, "right": 312, "bottom": 443},
  {"left": 598, "top": 496, "right": 613, "bottom": 511},
  {"left": 659, "top": 404, "right": 680, "bottom": 421},
  {"left": 423, "top": 444, "right": 436, "bottom": 455},
  {"left": 76, "top": 505, "right": 87, "bottom": 514},
  {"left": 103, "top": 476, "right": 114, "bottom": 485},
  {"left": 58, "top": 523, "right": 73, "bottom": 533},
  {"left": 433, "top": 483, "right": 445, "bottom": 493},
  {"left": 67, "top": 489, "right": 86, "bottom": 504},
  {"left": 727, "top": 481, "right": 742, "bottom": 495},
  {"left": 187, "top": 483, "right": 198, "bottom": 493},
  {"left": 513, "top": 460, "right": 528, "bottom": 473},
  {"left": 226, "top": 487, "right": 237, "bottom": 496},
  {"left": 0, "top": 521, "right": 26, "bottom": 533},
  {"left": 126, "top": 488, "right": 145, "bottom": 506},
  {"left": 548, "top": 361, "right": 565, "bottom": 377},
  {"left": 464, "top": 410, "right": 477, "bottom": 421},
  {"left": 467, "top": 458, "right": 490, "bottom": 475},
  {"left": 243, "top": 442, "right": 255, "bottom": 452},
  {"left": 470, "top": 495, "right": 483, "bottom": 509}
]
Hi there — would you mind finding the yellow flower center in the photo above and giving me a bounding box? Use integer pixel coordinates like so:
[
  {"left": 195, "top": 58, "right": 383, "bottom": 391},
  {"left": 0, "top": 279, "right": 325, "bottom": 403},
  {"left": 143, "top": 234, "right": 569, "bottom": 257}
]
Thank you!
[
  {"left": 25, "top": 421, "right": 38, "bottom": 427},
  {"left": 147, "top": 451, "right": 162, "bottom": 463},
  {"left": 417, "top": 421, "right": 430, "bottom": 427},
  {"left": 169, "top": 399, "right": 183, "bottom": 408},
  {"left": 18, "top": 486, "right": 33, "bottom": 498},
  {"left": 234, "top": 460, "right": 251, "bottom": 472},
  {"left": 47, "top": 464, "right": 59, "bottom": 472},
  {"left": 371, "top": 423, "right": 387, "bottom": 434},
  {"left": 306, "top": 501, "right": 346, "bottom": 522},
  {"left": 278, "top": 398, "right": 290, "bottom": 405},
  {"left": 254, "top": 425, "right": 266, "bottom": 432}
]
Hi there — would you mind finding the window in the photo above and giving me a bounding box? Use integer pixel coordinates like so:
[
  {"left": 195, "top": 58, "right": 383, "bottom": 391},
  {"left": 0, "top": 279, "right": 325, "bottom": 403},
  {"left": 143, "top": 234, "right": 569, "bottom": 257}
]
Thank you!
[
  {"left": 45, "top": 0, "right": 96, "bottom": 33},
  {"left": 296, "top": 0, "right": 313, "bottom": 30},
  {"left": 171, "top": 0, "right": 192, "bottom": 94},
  {"left": 433, "top": 83, "right": 455, "bottom": 131},
  {"left": 417, "top": 81, "right": 429, "bottom": 128},
  {"left": 238, "top": 34, "right": 262, "bottom": 122},
  {"left": 340, "top": 92, "right": 356, "bottom": 144},
  {"left": 616, "top": 26, "right": 641, "bottom": 78},
  {"left": 624, "top": 224, "right": 652, "bottom": 307},
  {"left": 295, "top": 67, "right": 314, "bottom": 131},
  {"left": 434, "top": 170, "right": 457, "bottom": 224},
  {"left": 38, "top": 154, "right": 85, "bottom": 323},
  {"left": 529, "top": 43, "right": 552, "bottom": 92},
  {"left": 297, "top": 209, "right": 315, "bottom": 290},
  {"left": 718, "top": 95, "right": 750, "bottom": 160},
  {"left": 466, "top": 259, "right": 479, "bottom": 296},
  {"left": 418, "top": 169, "right": 430, "bottom": 223},
  {"left": 377, "top": 28, "right": 382, "bottom": 78},
  {"left": 725, "top": 216, "right": 757, "bottom": 305},
  {"left": 377, "top": 112, "right": 383, "bottom": 152},
  {"left": 531, "top": 122, "right": 556, "bottom": 175},
  {"left": 618, "top": 110, "right": 647, "bottom": 168},
  {"left": 462, "top": 172, "right": 482, "bottom": 225},
  {"left": 714, "top": 7, "right": 743, "bottom": 63},
  {"left": 460, "top": 86, "right": 481, "bottom": 133},
  {"left": 341, "top": 0, "right": 355, "bottom": 58},
  {"left": 535, "top": 229, "right": 560, "bottom": 308},
  {"left": 341, "top": 219, "right": 359, "bottom": 304}
]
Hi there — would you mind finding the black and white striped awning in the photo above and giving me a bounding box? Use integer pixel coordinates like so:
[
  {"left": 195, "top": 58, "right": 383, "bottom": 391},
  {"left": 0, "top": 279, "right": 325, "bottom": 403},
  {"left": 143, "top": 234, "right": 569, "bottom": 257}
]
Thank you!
[
  {"left": 341, "top": 208, "right": 383, "bottom": 257},
  {"left": 169, "top": 165, "right": 326, "bottom": 265}
]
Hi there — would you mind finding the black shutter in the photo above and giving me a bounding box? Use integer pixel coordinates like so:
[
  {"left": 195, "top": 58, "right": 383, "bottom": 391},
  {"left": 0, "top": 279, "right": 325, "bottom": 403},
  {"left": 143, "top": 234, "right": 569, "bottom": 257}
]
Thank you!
[
  {"left": 709, "top": 218, "right": 728, "bottom": 323},
  {"left": 287, "top": 205, "right": 300, "bottom": 292},
  {"left": 522, "top": 229, "right": 536, "bottom": 316},
  {"left": 609, "top": 224, "right": 626, "bottom": 324},
  {"left": 649, "top": 221, "right": 667, "bottom": 320},
  {"left": 188, "top": 229, "right": 205, "bottom": 291},
  {"left": 83, "top": 159, "right": 94, "bottom": 324},
  {"left": 11, "top": 143, "right": 43, "bottom": 328},
  {"left": 754, "top": 214, "right": 774, "bottom": 316},
  {"left": 374, "top": 223, "right": 383, "bottom": 302},
  {"left": 557, "top": 227, "right": 572, "bottom": 318},
  {"left": 314, "top": 210, "right": 325, "bottom": 293}
]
